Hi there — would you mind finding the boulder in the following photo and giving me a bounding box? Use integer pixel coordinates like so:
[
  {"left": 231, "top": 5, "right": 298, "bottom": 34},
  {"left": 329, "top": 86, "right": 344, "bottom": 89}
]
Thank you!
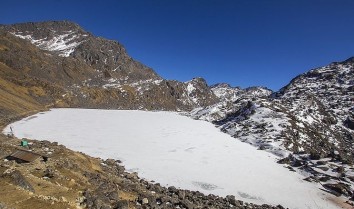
[
  {"left": 168, "top": 186, "right": 178, "bottom": 194},
  {"left": 181, "top": 199, "right": 194, "bottom": 209},
  {"left": 226, "top": 195, "right": 242, "bottom": 207},
  {"left": 277, "top": 157, "right": 290, "bottom": 164},
  {"left": 114, "top": 200, "right": 129, "bottom": 209},
  {"left": 142, "top": 198, "right": 149, "bottom": 204},
  {"left": 344, "top": 116, "right": 354, "bottom": 130},
  {"left": 309, "top": 152, "right": 322, "bottom": 160},
  {"left": 177, "top": 190, "right": 185, "bottom": 200},
  {"left": 275, "top": 205, "right": 285, "bottom": 209},
  {"left": 83, "top": 190, "right": 111, "bottom": 209},
  {"left": 43, "top": 168, "right": 55, "bottom": 178},
  {"left": 2, "top": 170, "right": 34, "bottom": 192},
  {"left": 323, "top": 183, "right": 352, "bottom": 196}
]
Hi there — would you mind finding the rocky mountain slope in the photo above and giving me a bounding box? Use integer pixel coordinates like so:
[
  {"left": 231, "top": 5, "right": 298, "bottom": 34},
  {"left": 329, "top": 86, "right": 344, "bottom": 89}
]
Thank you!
[
  {"left": 187, "top": 58, "right": 354, "bottom": 202},
  {"left": 0, "top": 20, "right": 353, "bottom": 208},
  {"left": 0, "top": 21, "right": 218, "bottom": 118}
]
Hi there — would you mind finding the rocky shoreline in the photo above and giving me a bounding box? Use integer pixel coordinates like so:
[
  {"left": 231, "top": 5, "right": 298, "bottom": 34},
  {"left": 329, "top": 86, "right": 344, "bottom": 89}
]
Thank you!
[
  {"left": 0, "top": 113, "right": 284, "bottom": 209},
  {"left": 0, "top": 138, "right": 284, "bottom": 209}
]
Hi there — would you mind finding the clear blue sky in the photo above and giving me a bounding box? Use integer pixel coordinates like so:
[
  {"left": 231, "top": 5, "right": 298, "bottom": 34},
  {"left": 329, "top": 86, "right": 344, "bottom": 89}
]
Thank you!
[{"left": 1, "top": 0, "right": 354, "bottom": 90}]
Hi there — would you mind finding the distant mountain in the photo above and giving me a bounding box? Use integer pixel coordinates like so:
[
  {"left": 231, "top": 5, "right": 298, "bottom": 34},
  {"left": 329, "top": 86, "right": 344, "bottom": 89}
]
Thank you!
[{"left": 195, "top": 58, "right": 354, "bottom": 158}]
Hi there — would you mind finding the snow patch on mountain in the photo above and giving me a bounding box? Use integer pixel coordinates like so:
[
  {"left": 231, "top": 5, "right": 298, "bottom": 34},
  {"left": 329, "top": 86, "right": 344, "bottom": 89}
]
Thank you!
[
  {"left": 186, "top": 59, "right": 354, "bottom": 204},
  {"left": 218, "top": 102, "right": 291, "bottom": 157},
  {"left": 11, "top": 30, "right": 84, "bottom": 57}
]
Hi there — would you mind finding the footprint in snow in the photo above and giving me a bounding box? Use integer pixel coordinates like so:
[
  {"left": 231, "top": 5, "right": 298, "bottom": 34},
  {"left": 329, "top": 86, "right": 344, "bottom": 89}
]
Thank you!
[
  {"left": 237, "top": 191, "right": 264, "bottom": 201},
  {"left": 185, "top": 147, "right": 196, "bottom": 152},
  {"left": 192, "top": 181, "right": 219, "bottom": 191}
]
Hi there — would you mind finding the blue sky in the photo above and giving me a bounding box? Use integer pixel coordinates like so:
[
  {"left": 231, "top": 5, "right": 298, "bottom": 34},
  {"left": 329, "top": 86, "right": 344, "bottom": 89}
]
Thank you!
[{"left": 1, "top": 0, "right": 354, "bottom": 90}]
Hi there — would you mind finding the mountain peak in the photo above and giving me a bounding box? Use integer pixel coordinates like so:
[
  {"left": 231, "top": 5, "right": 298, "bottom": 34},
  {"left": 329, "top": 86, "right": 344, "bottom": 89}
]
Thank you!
[
  {"left": 2, "top": 20, "right": 84, "bottom": 32},
  {"left": 1, "top": 20, "right": 91, "bottom": 57},
  {"left": 342, "top": 56, "right": 354, "bottom": 64},
  {"left": 210, "top": 83, "right": 232, "bottom": 88}
]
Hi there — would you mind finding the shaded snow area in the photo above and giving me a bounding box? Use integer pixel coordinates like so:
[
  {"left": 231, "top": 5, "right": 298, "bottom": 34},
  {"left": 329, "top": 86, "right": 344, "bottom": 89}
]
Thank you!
[
  {"left": 3, "top": 109, "right": 340, "bottom": 209},
  {"left": 11, "top": 31, "right": 83, "bottom": 57}
]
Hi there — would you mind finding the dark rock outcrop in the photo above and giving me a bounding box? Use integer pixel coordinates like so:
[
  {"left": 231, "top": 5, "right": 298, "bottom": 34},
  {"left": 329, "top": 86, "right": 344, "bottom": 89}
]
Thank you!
[{"left": 1, "top": 170, "right": 35, "bottom": 192}]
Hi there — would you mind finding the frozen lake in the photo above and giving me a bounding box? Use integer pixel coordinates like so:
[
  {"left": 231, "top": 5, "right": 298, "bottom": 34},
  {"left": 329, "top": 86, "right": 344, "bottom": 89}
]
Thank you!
[{"left": 3, "top": 109, "right": 339, "bottom": 209}]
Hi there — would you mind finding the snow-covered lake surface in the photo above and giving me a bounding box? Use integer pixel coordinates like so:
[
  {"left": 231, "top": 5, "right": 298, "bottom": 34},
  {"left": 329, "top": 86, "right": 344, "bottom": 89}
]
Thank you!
[{"left": 3, "top": 109, "right": 340, "bottom": 209}]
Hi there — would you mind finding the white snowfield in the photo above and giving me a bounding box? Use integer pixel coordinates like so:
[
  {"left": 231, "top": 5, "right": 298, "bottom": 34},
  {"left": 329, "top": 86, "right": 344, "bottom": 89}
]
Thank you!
[
  {"left": 11, "top": 31, "right": 83, "bottom": 57},
  {"left": 3, "top": 109, "right": 340, "bottom": 209}
]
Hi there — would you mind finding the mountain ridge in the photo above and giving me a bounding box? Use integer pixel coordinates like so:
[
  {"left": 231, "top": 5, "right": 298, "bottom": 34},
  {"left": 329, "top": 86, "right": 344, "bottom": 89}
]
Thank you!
[
  {"left": 0, "top": 21, "right": 220, "bottom": 114},
  {"left": 188, "top": 55, "right": 354, "bottom": 202}
]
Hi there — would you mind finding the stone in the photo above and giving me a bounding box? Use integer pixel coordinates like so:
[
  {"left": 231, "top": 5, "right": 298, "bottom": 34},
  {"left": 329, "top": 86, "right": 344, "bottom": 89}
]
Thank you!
[
  {"left": 225, "top": 195, "right": 241, "bottom": 207},
  {"left": 323, "top": 183, "right": 352, "bottom": 196},
  {"left": 168, "top": 186, "right": 177, "bottom": 194},
  {"left": 2, "top": 170, "right": 34, "bottom": 192},
  {"left": 344, "top": 116, "right": 354, "bottom": 130},
  {"left": 114, "top": 200, "right": 129, "bottom": 209},
  {"left": 177, "top": 190, "right": 185, "bottom": 200},
  {"left": 142, "top": 198, "right": 149, "bottom": 204},
  {"left": 275, "top": 205, "right": 285, "bottom": 209},
  {"left": 83, "top": 190, "right": 111, "bottom": 209},
  {"left": 104, "top": 158, "right": 117, "bottom": 166},
  {"left": 181, "top": 199, "right": 194, "bottom": 209},
  {"left": 277, "top": 157, "right": 290, "bottom": 164},
  {"left": 43, "top": 168, "right": 55, "bottom": 178},
  {"left": 319, "top": 176, "right": 331, "bottom": 182},
  {"left": 309, "top": 152, "right": 321, "bottom": 160},
  {"left": 106, "top": 191, "right": 119, "bottom": 202}
]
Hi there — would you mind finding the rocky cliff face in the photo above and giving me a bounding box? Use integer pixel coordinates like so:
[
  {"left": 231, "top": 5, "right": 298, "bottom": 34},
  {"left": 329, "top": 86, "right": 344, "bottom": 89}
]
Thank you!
[
  {"left": 188, "top": 83, "right": 272, "bottom": 122},
  {"left": 188, "top": 58, "right": 353, "bottom": 159},
  {"left": 274, "top": 57, "right": 354, "bottom": 158},
  {"left": 187, "top": 58, "right": 354, "bottom": 200},
  {"left": 0, "top": 21, "right": 218, "bottom": 114}
]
